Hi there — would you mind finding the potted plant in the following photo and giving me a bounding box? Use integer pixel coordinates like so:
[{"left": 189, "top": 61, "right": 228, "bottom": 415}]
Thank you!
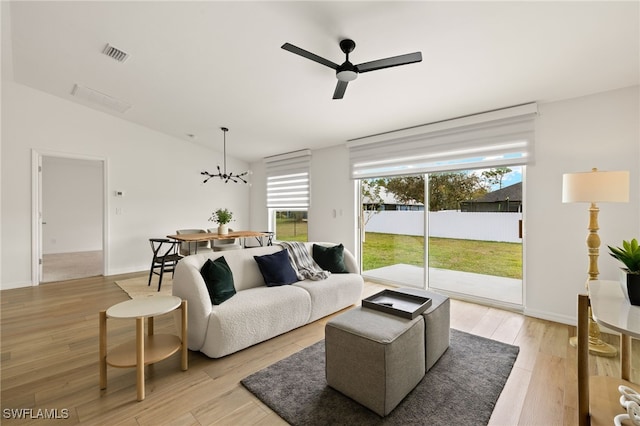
[
  {"left": 209, "top": 208, "right": 234, "bottom": 235},
  {"left": 608, "top": 238, "right": 640, "bottom": 306}
]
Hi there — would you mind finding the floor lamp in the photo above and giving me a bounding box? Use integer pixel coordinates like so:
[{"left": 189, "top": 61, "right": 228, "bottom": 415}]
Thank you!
[{"left": 562, "top": 168, "right": 630, "bottom": 356}]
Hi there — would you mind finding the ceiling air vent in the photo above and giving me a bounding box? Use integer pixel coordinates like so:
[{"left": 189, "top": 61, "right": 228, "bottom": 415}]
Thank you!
[
  {"left": 102, "top": 44, "right": 129, "bottom": 63},
  {"left": 71, "top": 84, "right": 131, "bottom": 113}
]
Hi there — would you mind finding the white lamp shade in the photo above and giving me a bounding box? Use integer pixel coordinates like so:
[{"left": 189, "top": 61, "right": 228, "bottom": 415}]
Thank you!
[{"left": 562, "top": 169, "right": 629, "bottom": 203}]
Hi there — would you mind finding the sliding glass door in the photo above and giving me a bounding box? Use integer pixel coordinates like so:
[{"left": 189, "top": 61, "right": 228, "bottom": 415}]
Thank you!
[
  {"left": 349, "top": 105, "right": 534, "bottom": 307},
  {"left": 359, "top": 167, "right": 523, "bottom": 307},
  {"left": 426, "top": 167, "right": 523, "bottom": 306},
  {"left": 361, "top": 175, "right": 426, "bottom": 288}
]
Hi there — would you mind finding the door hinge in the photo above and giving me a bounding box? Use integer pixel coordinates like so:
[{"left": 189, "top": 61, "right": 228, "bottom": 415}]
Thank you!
[
  {"left": 39, "top": 258, "right": 43, "bottom": 265},
  {"left": 38, "top": 165, "right": 42, "bottom": 172}
]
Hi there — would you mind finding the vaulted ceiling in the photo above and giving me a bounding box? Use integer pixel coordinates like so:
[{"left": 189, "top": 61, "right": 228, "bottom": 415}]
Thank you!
[{"left": 3, "top": 1, "right": 638, "bottom": 162}]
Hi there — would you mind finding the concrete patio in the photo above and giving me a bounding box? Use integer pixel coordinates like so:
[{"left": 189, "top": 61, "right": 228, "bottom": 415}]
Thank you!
[{"left": 363, "top": 264, "right": 522, "bottom": 309}]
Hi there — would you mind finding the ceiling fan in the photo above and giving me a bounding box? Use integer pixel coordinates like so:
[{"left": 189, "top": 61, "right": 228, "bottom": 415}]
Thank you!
[{"left": 281, "top": 39, "right": 422, "bottom": 100}]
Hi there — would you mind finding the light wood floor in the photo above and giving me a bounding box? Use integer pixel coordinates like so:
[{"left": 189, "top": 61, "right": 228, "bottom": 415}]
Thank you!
[
  {"left": 42, "top": 251, "right": 103, "bottom": 283},
  {"left": 1, "top": 273, "right": 637, "bottom": 425}
]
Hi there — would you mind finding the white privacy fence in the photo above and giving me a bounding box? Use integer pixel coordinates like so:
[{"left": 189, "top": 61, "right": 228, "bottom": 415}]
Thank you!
[{"left": 365, "top": 211, "right": 522, "bottom": 243}]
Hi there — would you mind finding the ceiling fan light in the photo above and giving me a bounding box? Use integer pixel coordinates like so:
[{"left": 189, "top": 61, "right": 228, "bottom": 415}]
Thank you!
[{"left": 337, "top": 70, "right": 357, "bottom": 82}]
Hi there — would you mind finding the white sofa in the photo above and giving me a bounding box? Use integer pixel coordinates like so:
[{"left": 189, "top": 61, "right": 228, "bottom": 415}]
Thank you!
[{"left": 172, "top": 242, "right": 364, "bottom": 358}]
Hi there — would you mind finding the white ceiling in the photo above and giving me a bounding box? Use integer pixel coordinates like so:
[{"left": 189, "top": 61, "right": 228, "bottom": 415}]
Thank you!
[{"left": 4, "top": 1, "right": 639, "bottom": 163}]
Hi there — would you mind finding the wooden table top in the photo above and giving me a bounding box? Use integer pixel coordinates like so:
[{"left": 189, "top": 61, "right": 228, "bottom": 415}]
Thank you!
[
  {"left": 167, "top": 231, "right": 269, "bottom": 242},
  {"left": 106, "top": 296, "right": 182, "bottom": 319}
]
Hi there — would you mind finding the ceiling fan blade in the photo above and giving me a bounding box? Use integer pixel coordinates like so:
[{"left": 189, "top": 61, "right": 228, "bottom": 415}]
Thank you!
[
  {"left": 333, "top": 80, "right": 348, "bottom": 99},
  {"left": 281, "top": 43, "right": 339, "bottom": 70},
  {"left": 356, "top": 52, "right": 422, "bottom": 73}
]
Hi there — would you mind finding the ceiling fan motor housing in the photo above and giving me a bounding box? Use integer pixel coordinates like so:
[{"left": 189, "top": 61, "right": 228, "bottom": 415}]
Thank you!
[{"left": 337, "top": 61, "right": 358, "bottom": 82}]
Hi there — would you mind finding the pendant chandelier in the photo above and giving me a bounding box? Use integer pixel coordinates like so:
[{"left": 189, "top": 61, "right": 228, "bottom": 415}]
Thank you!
[{"left": 201, "top": 127, "right": 249, "bottom": 184}]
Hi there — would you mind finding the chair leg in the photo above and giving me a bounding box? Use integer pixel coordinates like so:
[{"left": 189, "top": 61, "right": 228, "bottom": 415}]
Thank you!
[
  {"left": 157, "top": 261, "right": 165, "bottom": 292},
  {"left": 148, "top": 262, "right": 155, "bottom": 286}
]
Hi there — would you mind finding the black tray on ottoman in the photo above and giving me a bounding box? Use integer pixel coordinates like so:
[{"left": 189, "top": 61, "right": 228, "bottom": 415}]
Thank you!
[{"left": 362, "top": 289, "right": 432, "bottom": 319}]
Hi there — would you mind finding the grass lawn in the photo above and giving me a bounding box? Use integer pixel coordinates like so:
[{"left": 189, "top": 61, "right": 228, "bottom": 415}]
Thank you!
[
  {"left": 275, "top": 218, "right": 308, "bottom": 242},
  {"left": 363, "top": 232, "right": 522, "bottom": 279}
]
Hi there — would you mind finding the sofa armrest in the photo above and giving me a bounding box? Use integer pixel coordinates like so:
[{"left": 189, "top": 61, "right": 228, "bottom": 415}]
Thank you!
[
  {"left": 342, "top": 248, "right": 359, "bottom": 274},
  {"left": 173, "top": 256, "right": 213, "bottom": 351}
]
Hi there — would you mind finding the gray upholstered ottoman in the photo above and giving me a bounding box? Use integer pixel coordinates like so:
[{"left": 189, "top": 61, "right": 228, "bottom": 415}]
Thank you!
[
  {"left": 394, "top": 288, "right": 450, "bottom": 371},
  {"left": 325, "top": 307, "right": 425, "bottom": 416}
]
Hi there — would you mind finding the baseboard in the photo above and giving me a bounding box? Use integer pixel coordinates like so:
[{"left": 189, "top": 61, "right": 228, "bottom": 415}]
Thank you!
[
  {"left": 523, "top": 307, "right": 575, "bottom": 326},
  {"left": 1, "top": 280, "right": 35, "bottom": 291},
  {"left": 106, "top": 265, "right": 148, "bottom": 276}
]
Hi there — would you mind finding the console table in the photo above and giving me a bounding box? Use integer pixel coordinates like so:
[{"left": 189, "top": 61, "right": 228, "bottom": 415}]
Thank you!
[
  {"left": 578, "top": 280, "right": 640, "bottom": 425},
  {"left": 99, "top": 296, "right": 188, "bottom": 401}
]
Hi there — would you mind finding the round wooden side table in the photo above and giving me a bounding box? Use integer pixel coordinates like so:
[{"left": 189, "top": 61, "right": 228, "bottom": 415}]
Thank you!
[{"left": 99, "top": 296, "right": 187, "bottom": 401}]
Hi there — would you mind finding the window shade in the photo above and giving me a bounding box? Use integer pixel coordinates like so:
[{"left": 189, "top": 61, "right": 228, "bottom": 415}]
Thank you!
[
  {"left": 347, "top": 103, "right": 537, "bottom": 179},
  {"left": 264, "top": 149, "right": 311, "bottom": 208}
]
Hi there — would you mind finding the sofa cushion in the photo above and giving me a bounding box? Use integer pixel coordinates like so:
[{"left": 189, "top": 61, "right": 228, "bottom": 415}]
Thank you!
[
  {"left": 200, "top": 257, "right": 236, "bottom": 305},
  {"left": 201, "top": 285, "right": 312, "bottom": 358},
  {"left": 254, "top": 249, "right": 299, "bottom": 286},
  {"left": 313, "top": 243, "right": 348, "bottom": 273},
  {"left": 293, "top": 273, "right": 364, "bottom": 322}
]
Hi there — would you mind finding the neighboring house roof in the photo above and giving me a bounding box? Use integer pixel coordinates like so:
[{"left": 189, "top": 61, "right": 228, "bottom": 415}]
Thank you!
[{"left": 473, "top": 182, "right": 522, "bottom": 202}]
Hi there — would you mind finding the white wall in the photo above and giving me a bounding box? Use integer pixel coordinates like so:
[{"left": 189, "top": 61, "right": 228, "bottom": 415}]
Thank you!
[
  {"left": 42, "top": 156, "right": 103, "bottom": 254},
  {"left": 525, "top": 86, "right": 639, "bottom": 324},
  {"left": 1, "top": 81, "right": 250, "bottom": 289},
  {"left": 249, "top": 86, "right": 639, "bottom": 326},
  {"left": 308, "top": 145, "right": 358, "bottom": 256}
]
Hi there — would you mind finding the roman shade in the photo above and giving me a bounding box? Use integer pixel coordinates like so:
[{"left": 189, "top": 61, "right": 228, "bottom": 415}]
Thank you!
[
  {"left": 265, "top": 149, "right": 311, "bottom": 208},
  {"left": 347, "top": 103, "right": 538, "bottom": 179}
]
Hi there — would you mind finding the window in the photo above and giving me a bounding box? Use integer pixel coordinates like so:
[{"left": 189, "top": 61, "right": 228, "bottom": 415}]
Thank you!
[
  {"left": 264, "top": 150, "right": 311, "bottom": 242},
  {"left": 272, "top": 209, "right": 308, "bottom": 242}
]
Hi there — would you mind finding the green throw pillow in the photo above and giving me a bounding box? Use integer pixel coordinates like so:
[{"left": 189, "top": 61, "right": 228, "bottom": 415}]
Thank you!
[
  {"left": 200, "top": 256, "right": 236, "bottom": 305},
  {"left": 313, "top": 244, "right": 348, "bottom": 273}
]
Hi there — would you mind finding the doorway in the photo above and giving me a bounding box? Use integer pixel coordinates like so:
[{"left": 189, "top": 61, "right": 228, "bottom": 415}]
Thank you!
[{"left": 33, "top": 152, "right": 107, "bottom": 284}]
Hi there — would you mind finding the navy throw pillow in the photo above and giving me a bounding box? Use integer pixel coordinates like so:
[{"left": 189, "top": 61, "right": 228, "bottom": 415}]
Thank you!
[
  {"left": 313, "top": 243, "right": 348, "bottom": 273},
  {"left": 200, "top": 257, "right": 236, "bottom": 305},
  {"left": 254, "top": 249, "right": 299, "bottom": 286}
]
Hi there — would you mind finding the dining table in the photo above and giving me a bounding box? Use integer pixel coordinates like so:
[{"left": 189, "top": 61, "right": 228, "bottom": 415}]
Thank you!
[{"left": 167, "top": 230, "right": 272, "bottom": 254}]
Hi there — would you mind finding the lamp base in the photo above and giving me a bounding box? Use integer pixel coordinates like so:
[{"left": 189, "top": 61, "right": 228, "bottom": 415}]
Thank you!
[{"left": 569, "top": 311, "right": 618, "bottom": 357}]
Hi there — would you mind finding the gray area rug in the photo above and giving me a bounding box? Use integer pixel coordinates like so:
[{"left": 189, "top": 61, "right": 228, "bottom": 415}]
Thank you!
[{"left": 241, "top": 329, "right": 519, "bottom": 425}]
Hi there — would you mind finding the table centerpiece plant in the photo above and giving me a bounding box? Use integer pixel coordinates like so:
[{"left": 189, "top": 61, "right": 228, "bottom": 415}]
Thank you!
[
  {"left": 608, "top": 238, "right": 640, "bottom": 306},
  {"left": 209, "top": 208, "right": 234, "bottom": 235}
]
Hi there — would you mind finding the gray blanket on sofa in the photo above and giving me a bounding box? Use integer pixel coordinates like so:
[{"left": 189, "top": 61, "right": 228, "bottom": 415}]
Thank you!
[{"left": 279, "top": 241, "right": 330, "bottom": 281}]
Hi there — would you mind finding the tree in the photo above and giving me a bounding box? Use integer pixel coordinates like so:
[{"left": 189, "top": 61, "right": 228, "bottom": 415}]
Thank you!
[
  {"left": 383, "top": 176, "right": 424, "bottom": 205},
  {"left": 361, "top": 179, "right": 385, "bottom": 242},
  {"left": 383, "top": 172, "right": 489, "bottom": 211},
  {"left": 481, "top": 167, "right": 512, "bottom": 189},
  {"left": 428, "top": 172, "right": 488, "bottom": 211}
]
